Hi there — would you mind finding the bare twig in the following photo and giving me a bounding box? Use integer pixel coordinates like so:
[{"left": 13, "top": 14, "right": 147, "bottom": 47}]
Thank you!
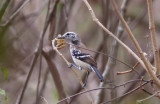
[
  {"left": 137, "top": 91, "right": 160, "bottom": 103},
  {"left": 117, "top": 62, "right": 139, "bottom": 75},
  {"left": 147, "top": 0, "right": 160, "bottom": 74},
  {"left": 100, "top": 81, "right": 149, "bottom": 104},
  {"left": 142, "top": 88, "right": 153, "bottom": 95},
  {"left": 119, "top": 52, "right": 155, "bottom": 102},
  {"left": 56, "top": 79, "right": 148, "bottom": 104},
  {"left": 111, "top": 0, "right": 160, "bottom": 89}
]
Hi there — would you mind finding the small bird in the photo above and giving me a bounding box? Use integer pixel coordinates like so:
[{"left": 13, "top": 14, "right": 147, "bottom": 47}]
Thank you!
[{"left": 57, "top": 32, "right": 104, "bottom": 87}]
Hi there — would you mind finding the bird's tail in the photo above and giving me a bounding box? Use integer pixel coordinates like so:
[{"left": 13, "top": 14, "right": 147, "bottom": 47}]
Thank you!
[{"left": 90, "top": 66, "right": 104, "bottom": 82}]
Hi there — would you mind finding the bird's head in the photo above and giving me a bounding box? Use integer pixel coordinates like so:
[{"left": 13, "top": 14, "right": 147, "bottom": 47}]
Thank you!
[{"left": 57, "top": 32, "right": 79, "bottom": 45}]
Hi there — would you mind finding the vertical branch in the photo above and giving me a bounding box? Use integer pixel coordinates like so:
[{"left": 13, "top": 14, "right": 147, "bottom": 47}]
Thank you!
[{"left": 147, "top": 0, "right": 160, "bottom": 74}]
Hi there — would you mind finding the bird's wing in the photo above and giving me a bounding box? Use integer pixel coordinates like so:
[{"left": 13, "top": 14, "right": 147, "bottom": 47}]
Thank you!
[{"left": 72, "top": 49, "right": 97, "bottom": 67}]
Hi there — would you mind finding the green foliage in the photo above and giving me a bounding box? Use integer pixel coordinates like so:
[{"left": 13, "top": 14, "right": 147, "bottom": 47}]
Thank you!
[
  {"left": 0, "top": 67, "right": 8, "bottom": 80},
  {"left": 0, "top": 88, "right": 8, "bottom": 102}
]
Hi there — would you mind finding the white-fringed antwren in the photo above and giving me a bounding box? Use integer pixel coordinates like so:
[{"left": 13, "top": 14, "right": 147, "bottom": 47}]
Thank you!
[{"left": 57, "top": 32, "right": 104, "bottom": 87}]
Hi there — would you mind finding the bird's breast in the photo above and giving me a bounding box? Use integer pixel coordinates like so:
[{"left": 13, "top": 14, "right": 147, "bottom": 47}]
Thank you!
[{"left": 72, "top": 56, "right": 90, "bottom": 70}]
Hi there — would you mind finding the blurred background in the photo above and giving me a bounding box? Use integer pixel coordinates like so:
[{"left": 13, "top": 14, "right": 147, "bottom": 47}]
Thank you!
[{"left": 0, "top": 0, "right": 160, "bottom": 104}]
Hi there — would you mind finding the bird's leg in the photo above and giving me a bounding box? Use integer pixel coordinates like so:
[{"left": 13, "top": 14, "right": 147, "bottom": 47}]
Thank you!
[
  {"left": 68, "top": 63, "right": 82, "bottom": 70},
  {"left": 82, "top": 71, "right": 90, "bottom": 88}
]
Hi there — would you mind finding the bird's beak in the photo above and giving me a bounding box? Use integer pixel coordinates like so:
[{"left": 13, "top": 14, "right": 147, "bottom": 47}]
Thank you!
[
  {"left": 55, "top": 34, "right": 66, "bottom": 49},
  {"left": 57, "top": 35, "right": 65, "bottom": 39}
]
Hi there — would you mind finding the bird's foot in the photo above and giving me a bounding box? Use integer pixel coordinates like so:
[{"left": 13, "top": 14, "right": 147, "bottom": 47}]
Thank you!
[{"left": 68, "top": 63, "right": 82, "bottom": 70}]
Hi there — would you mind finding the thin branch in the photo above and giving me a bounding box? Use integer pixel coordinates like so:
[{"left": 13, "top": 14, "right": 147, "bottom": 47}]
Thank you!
[
  {"left": 137, "top": 91, "right": 160, "bottom": 103},
  {"left": 111, "top": 0, "right": 160, "bottom": 89},
  {"left": 119, "top": 50, "right": 156, "bottom": 102},
  {"left": 82, "top": 0, "right": 145, "bottom": 71},
  {"left": 142, "top": 88, "right": 153, "bottom": 95},
  {"left": 100, "top": 81, "right": 149, "bottom": 104},
  {"left": 117, "top": 62, "right": 140, "bottom": 75},
  {"left": 56, "top": 79, "right": 148, "bottom": 104},
  {"left": 147, "top": 0, "right": 160, "bottom": 74}
]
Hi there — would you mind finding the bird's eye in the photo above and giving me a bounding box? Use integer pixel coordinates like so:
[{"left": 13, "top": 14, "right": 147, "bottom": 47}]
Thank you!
[{"left": 66, "top": 33, "right": 69, "bottom": 36}]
